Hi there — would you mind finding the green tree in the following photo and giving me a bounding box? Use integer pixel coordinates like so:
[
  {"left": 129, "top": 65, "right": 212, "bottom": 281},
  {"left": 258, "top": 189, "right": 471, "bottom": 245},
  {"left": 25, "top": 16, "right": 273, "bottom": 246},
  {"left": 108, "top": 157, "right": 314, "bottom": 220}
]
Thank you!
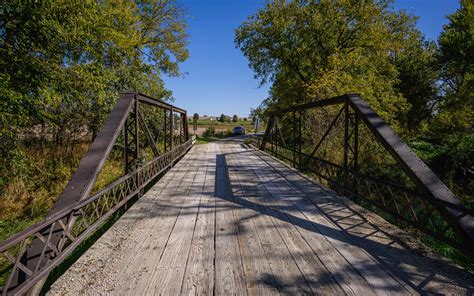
[
  {"left": 434, "top": 0, "right": 474, "bottom": 133},
  {"left": 232, "top": 114, "right": 239, "bottom": 122},
  {"left": 219, "top": 114, "right": 226, "bottom": 122},
  {"left": 0, "top": 0, "right": 188, "bottom": 184},
  {"left": 235, "top": 0, "right": 424, "bottom": 127},
  {"left": 0, "top": 0, "right": 188, "bottom": 131},
  {"left": 392, "top": 31, "right": 439, "bottom": 132},
  {"left": 193, "top": 113, "right": 199, "bottom": 130}
]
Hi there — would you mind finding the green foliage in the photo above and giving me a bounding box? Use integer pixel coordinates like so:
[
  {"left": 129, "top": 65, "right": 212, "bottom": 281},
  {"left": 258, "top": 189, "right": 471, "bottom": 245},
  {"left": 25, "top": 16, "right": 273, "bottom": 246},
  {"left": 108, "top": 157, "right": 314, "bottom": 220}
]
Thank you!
[
  {"left": 193, "top": 112, "right": 199, "bottom": 130},
  {"left": 434, "top": 1, "right": 474, "bottom": 133},
  {"left": 236, "top": 0, "right": 473, "bottom": 263},
  {"left": 410, "top": 134, "right": 474, "bottom": 205},
  {"left": 235, "top": 0, "right": 423, "bottom": 127},
  {"left": 392, "top": 32, "right": 438, "bottom": 132},
  {"left": 232, "top": 114, "right": 239, "bottom": 122},
  {"left": 201, "top": 126, "right": 232, "bottom": 138},
  {"left": 203, "top": 126, "right": 216, "bottom": 137},
  {"left": 0, "top": 0, "right": 189, "bottom": 250},
  {"left": 0, "top": 0, "right": 188, "bottom": 184}
]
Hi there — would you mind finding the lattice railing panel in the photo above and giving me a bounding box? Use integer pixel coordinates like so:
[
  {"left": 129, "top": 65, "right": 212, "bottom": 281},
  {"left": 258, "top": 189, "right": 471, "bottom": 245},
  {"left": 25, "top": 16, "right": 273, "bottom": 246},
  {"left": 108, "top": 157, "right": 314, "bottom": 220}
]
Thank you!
[
  {"left": 0, "top": 92, "right": 192, "bottom": 295},
  {"left": 259, "top": 94, "right": 473, "bottom": 255},
  {"left": 0, "top": 139, "right": 193, "bottom": 294}
]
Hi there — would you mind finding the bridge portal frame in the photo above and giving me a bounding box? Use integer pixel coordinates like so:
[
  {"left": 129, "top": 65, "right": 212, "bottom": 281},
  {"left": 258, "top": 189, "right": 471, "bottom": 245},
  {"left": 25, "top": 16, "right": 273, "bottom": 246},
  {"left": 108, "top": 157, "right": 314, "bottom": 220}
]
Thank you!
[
  {"left": 0, "top": 92, "right": 193, "bottom": 295},
  {"left": 259, "top": 94, "right": 474, "bottom": 256}
]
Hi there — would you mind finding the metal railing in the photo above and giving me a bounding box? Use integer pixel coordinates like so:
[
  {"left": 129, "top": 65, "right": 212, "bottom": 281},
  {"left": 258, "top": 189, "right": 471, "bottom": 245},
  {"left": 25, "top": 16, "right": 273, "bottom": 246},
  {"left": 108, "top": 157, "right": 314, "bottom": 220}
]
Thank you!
[
  {"left": 0, "top": 93, "right": 194, "bottom": 295},
  {"left": 256, "top": 94, "right": 473, "bottom": 255}
]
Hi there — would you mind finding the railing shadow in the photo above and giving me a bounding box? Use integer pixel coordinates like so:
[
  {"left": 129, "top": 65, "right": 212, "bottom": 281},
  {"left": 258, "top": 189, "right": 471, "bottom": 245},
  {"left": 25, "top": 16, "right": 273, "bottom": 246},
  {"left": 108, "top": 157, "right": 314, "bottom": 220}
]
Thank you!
[{"left": 215, "top": 141, "right": 474, "bottom": 295}]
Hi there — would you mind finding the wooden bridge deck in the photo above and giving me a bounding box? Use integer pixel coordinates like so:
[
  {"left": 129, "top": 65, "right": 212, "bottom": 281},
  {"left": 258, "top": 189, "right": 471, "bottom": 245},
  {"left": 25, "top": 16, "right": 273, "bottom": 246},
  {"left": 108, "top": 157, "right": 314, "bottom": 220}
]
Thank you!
[{"left": 49, "top": 138, "right": 473, "bottom": 295}]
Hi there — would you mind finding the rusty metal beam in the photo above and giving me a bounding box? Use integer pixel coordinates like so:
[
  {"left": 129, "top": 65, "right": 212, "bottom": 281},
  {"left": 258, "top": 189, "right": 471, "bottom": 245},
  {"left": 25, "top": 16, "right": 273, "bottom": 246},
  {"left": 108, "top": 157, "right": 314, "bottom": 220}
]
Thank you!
[
  {"left": 53, "top": 93, "right": 136, "bottom": 211},
  {"left": 131, "top": 92, "right": 186, "bottom": 114},
  {"left": 2, "top": 92, "right": 192, "bottom": 294},
  {"left": 347, "top": 94, "right": 474, "bottom": 251},
  {"left": 267, "top": 95, "right": 346, "bottom": 115},
  {"left": 138, "top": 110, "right": 161, "bottom": 157},
  {"left": 260, "top": 93, "right": 474, "bottom": 254}
]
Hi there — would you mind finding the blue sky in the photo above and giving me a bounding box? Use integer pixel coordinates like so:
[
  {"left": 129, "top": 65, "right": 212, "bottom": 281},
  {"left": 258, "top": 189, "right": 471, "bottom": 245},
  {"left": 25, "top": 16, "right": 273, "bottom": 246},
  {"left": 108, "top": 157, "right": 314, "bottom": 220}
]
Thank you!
[{"left": 163, "top": 0, "right": 460, "bottom": 117}]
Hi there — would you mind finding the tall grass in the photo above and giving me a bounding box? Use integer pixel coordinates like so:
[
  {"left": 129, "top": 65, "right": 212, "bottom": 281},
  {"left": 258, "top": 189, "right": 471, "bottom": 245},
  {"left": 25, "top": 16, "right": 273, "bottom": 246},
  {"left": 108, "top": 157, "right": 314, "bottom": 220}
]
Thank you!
[{"left": 0, "top": 142, "right": 124, "bottom": 242}]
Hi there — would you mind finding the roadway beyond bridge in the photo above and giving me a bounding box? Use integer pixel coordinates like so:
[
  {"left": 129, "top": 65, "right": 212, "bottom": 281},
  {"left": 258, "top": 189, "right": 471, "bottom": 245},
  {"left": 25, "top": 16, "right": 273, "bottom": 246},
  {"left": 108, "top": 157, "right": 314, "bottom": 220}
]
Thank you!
[{"left": 48, "top": 137, "right": 474, "bottom": 295}]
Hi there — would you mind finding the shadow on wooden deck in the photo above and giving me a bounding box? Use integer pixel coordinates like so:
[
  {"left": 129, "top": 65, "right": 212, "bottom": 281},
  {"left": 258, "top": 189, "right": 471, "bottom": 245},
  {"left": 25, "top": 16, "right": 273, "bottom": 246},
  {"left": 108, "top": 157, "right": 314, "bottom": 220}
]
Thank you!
[{"left": 215, "top": 148, "right": 474, "bottom": 295}]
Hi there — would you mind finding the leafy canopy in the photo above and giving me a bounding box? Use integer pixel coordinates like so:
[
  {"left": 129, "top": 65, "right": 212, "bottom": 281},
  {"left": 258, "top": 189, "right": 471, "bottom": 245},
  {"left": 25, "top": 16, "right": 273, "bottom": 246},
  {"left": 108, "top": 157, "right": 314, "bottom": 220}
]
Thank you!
[
  {"left": 435, "top": 0, "right": 474, "bottom": 133},
  {"left": 0, "top": 0, "right": 188, "bottom": 180},
  {"left": 0, "top": 0, "right": 188, "bottom": 131},
  {"left": 235, "top": 0, "right": 425, "bottom": 126}
]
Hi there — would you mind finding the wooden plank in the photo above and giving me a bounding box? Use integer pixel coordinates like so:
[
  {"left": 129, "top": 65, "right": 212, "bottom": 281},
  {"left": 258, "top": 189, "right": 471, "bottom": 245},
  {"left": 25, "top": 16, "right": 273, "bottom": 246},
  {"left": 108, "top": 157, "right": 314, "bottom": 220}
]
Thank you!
[
  {"left": 119, "top": 145, "right": 205, "bottom": 295},
  {"left": 227, "top": 144, "right": 346, "bottom": 295},
  {"left": 237, "top": 146, "right": 378, "bottom": 294},
  {"left": 180, "top": 143, "right": 216, "bottom": 294},
  {"left": 48, "top": 145, "right": 202, "bottom": 295},
  {"left": 213, "top": 143, "right": 249, "bottom": 295},
  {"left": 225, "top": 144, "right": 312, "bottom": 294},
  {"left": 48, "top": 140, "right": 474, "bottom": 295},
  {"left": 141, "top": 145, "right": 208, "bottom": 295},
  {"left": 217, "top": 143, "right": 281, "bottom": 295},
  {"left": 252, "top": 148, "right": 416, "bottom": 295},
  {"left": 254, "top": 154, "right": 419, "bottom": 291}
]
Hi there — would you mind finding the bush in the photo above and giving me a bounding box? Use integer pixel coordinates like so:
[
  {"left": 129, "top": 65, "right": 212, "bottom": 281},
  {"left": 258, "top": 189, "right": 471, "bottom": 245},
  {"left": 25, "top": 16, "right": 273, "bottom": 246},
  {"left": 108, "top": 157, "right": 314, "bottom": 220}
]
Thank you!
[
  {"left": 202, "top": 126, "right": 215, "bottom": 137},
  {"left": 409, "top": 133, "right": 474, "bottom": 205}
]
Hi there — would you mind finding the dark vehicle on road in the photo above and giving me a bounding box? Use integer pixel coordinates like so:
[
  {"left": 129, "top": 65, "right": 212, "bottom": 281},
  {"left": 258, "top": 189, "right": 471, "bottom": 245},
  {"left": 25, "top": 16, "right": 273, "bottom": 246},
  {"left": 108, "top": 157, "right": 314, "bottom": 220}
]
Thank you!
[{"left": 233, "top": 126, "right": 245, "bottom": 135}]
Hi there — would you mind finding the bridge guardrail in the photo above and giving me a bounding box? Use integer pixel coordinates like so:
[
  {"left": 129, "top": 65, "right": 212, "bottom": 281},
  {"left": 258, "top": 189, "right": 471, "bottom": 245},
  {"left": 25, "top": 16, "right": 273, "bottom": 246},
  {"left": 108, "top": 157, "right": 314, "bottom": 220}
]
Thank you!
[
  {"left": 256, "top": 94, "right": 474, "bottom": 256},
  {"left": 0, "top": 93, "right": 193, "bottom": 295}
]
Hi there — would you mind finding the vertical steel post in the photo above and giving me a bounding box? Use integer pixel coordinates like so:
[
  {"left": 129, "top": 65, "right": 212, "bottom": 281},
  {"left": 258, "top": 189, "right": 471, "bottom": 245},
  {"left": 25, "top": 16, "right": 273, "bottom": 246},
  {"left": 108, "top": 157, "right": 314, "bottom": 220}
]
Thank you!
[
  {"left": 183, "top": 111, "right": 189, "bottom": 141},
  {"left": 169, "top": 108, "right": 173, "bottom": 155},
  {"left": 260, "top": 114, "right": 274, "bottom": 151},
  {"left": 293, "top": 108, "right": 296, "bottom": 167},
  {"left": 352, "top": 108, "right": 360, "bottom": 197},
  {"left": 343, "top": 99, "right": 349, "bottom": 188},
  {"left": 134, "top": 97, "right": 139, "bottom": 161},
  {"left": 298, "top": 111, "right": 302, "bottom": 167},
  {"left": 163, "top": 109, "right": 170, "bottom": 152},
  {"left": 271, "top": 118, "right": 275, "bottom": 155},
  {"left": 354, "top": 109, "right": 359, "bottom": 174},
  {"left": 124, "top": 118, "right": 129, "bottom": 174}
]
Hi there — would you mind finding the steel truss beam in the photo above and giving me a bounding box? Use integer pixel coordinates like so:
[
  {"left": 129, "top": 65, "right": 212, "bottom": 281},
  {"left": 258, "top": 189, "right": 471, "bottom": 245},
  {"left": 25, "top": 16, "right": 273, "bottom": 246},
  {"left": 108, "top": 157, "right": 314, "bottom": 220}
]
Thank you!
[
  {"left": 0, "top": 92, "right": 192, "bottom": 295},
  {"left": 260, "top": 93, "right": 474, "bottom": 255}
]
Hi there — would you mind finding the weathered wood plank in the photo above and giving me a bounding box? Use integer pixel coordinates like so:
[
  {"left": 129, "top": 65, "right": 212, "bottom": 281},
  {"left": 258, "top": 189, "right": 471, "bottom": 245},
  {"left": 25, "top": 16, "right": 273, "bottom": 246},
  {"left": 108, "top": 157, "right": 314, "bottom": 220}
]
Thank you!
[
  {"left": 227, "top": 144, "right": 347, "bottom": 295},
  {"left": 225, "top": 144, "right": 316, "bottom": 294},
  {"left": 141, "top": 145, "right": 208, "bottom": 295},
  {"left": 218, "top": 143, "right": 282, "bottom": 295},
  {"left": 213, "top": 143, "right": 248, "bottom": 295},
  {"left": 233, "top": 145, "right": 370, "bottom": 294},
  {"left": 252, "top": 147, "right": 416, "bottom": 295},
  {"left": 180, "top": 143, "right": 216, "bottom": 295},
  {"left": 49, "top": 138, "right": 472, "bottom": 295},
  {"left": 48, "top": 145, "right": 202, "bottom": 295},
  {"left": 117, "top": 147, "right": 205, "bottom": 295}
]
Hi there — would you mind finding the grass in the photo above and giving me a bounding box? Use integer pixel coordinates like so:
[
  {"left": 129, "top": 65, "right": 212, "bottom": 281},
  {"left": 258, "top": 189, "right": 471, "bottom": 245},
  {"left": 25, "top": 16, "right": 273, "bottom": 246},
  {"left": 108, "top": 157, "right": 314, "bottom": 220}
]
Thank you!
[
  {"left": 0, "top": 143, "right": 127, "bottom": 240},
  {"left": 196, "top": 136, "right": 218, "bottom": 144},
  {"left": 194, "top": 119, "right": 253, "bottom": 126},
  {"left": 0, "top": 142, "right": 128, "bottom": 289},
  {"left": 0, "top": 139, "right": 179, "bottom": 291},
  {"left": 0, "top": 143, "right": 89, "bottom": 237}
]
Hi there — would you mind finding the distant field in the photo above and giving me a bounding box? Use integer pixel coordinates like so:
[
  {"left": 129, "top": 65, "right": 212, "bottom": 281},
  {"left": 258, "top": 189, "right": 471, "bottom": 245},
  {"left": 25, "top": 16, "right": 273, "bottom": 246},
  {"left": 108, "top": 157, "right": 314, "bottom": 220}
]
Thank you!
[
  {"left": 192, "top": 119, "right": 253, "bottom": 126},
  {"left": 188, "top": 119, "right": 265, "bottom": 136}
]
